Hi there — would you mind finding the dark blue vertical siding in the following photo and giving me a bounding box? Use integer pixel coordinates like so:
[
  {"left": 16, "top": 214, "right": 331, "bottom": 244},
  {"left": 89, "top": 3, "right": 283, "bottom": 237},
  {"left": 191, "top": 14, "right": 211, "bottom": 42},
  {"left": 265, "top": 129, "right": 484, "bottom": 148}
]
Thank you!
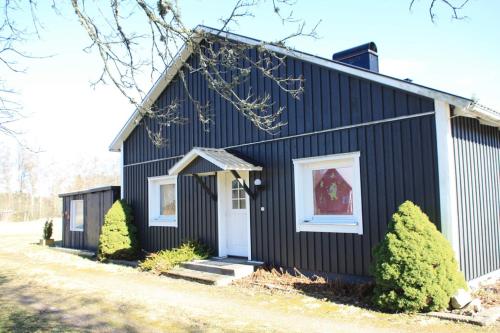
[
  {"left": 62, "top": 194, "right": 84, "bottom": 249},
  {"left": 452, "top": 117, "right": 500, "bottom": 281},
  {"left": 61, "top": 188, "right": 120, "bottom": 251},
  {"left": 124, "top": 159, "right": 218, "bottom": 253},
  {"left": 123, "top": 46, "right": 440, "bottom": 276}
]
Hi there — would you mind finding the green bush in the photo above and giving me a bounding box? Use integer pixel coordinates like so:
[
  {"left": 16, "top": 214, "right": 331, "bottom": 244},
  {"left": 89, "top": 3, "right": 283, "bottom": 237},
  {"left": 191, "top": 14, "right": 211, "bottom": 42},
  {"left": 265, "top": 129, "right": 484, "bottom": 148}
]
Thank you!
[
  {"left": 139, "top": 241, "right": 213, "bottom": 273},
  {"left": 98, "top": 200, "right": 139, "bottom": 261},
  {"left": 43, "top": 219, "right": 53, "bottom": 240},
  {"left": 372, "top": 201, "right": 466, "bottom": 313}
]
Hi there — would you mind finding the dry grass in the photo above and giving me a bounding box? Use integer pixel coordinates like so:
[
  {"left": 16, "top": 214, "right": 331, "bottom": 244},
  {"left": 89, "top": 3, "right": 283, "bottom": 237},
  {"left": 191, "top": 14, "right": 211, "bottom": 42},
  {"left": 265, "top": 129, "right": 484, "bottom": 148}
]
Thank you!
[
  {"left": 234, "top": 266, "right": 374, "bottom": 307},
  {"left": 474, "top": 281, "right": 500, "bottom": 309},
  {"left": 0, "top": 220, "right": 498, "bottom": 333}
]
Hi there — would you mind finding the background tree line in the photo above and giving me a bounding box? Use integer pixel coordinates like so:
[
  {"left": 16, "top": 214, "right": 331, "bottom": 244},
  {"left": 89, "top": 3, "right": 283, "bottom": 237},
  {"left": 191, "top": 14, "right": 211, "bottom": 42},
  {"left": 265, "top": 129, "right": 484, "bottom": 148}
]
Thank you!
[{"left": 0, "top": 145, "right": 118, "bottom": 222}]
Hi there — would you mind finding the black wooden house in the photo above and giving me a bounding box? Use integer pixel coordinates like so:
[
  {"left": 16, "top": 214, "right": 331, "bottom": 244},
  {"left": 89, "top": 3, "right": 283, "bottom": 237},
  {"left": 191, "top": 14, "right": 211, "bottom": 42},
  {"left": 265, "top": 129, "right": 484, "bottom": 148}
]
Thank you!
[{"left": 109, "top": 26, "right": 499, "bottom": 283}]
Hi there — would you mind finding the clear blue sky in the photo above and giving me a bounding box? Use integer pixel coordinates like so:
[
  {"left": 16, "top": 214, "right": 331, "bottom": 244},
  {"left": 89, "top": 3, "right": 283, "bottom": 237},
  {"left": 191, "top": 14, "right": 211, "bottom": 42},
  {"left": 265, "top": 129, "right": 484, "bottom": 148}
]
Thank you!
[{"left": 3, "top": 0, "right": 499, "bottom": 194}]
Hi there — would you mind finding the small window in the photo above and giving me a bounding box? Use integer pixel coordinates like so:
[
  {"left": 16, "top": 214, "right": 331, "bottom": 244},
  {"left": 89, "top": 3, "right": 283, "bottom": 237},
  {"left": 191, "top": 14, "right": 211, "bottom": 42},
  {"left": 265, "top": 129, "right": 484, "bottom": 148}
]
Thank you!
[
  {"left": 231, "top": 179, "right": 246, "bottom": 209},
  {"left": 293, "top": 152, "right": 363, "bottom": 234},
  {"left": 148, "top": 175, "right": 178, "bottom": 227},
  {"left": 70, "top": 200, "right": 84, "bottom": 232}
]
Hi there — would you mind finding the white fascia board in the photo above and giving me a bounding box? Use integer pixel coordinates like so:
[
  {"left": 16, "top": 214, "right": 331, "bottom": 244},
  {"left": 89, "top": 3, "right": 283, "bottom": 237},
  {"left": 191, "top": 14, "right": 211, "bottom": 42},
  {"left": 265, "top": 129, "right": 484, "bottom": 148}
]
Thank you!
[
  {"left": 199, "top": 27, "right": 474, "bottom": 107},
  {"left": 168, "top": 147, "right": 262, "bottom": 175},
  {"left": 109, "top": 42, "right": 197, "bottom": 152},
  {"left": 109, "top": 26, "right": 498, "bottom": 152},
  {"left": 167, "top": 148, "right": 200, "bottom": 175}
]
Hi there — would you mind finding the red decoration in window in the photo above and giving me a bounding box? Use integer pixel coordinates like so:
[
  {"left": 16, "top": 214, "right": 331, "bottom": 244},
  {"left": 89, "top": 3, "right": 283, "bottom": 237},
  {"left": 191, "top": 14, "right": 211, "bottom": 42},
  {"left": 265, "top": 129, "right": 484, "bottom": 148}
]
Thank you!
[{"left": 313, "top": 168, "right": 353, "bottom": 215}]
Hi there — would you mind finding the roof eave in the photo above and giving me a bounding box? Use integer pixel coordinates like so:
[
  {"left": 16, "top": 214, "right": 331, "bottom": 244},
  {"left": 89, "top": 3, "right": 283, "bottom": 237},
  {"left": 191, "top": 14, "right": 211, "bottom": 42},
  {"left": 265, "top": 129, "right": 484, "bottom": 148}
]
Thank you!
[
  {"left": 109, "top": 26, "right": 499, "bottom": 151},
  {"left": 109, "top": 38, "right": 199, "bottom": 152},
  {"left": 454, "top": 101, "right": 500, "bottom": 128}
]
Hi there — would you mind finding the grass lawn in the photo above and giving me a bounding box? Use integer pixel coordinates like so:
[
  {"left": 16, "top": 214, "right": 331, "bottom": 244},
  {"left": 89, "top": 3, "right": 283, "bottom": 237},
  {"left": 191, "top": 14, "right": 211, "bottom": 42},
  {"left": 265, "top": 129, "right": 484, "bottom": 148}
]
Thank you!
[{"left": 0, "top": 220, "right": 497, "bottom": 333}]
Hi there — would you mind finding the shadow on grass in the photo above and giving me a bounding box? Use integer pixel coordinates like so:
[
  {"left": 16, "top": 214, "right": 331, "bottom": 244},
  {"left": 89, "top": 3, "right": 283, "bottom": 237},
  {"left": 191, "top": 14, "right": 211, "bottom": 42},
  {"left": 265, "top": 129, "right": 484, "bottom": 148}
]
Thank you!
[{"left": 0, "top": 272, "right": 197, "bottom": 332}]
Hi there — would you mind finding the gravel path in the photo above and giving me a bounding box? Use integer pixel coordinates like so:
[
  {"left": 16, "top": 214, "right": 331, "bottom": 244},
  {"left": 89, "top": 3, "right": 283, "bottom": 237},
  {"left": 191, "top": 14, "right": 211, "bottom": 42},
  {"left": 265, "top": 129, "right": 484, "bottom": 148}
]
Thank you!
[{"left": 0, "top": 220, "right": 494, "bottom": 332}]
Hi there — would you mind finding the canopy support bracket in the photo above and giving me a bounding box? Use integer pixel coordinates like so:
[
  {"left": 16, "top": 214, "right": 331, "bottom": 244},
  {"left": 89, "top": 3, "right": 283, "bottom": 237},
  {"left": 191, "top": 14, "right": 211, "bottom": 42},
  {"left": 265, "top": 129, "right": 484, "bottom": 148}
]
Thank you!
[
  {"left": 193, "top": 174, "right": 217, "bottom": 201},
  {"left": 230, "top": 170, "right": 256, "bottom": 199}
]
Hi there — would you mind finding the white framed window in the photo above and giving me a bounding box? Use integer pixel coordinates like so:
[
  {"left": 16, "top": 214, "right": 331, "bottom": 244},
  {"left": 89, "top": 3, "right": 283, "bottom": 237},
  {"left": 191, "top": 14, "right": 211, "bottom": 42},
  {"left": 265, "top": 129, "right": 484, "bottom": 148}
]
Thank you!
[
  {"left": 70, "top": 199, "right": 84, "bottom": 232},
  {"left": 231, "top": 179, "right": 246, "bottom": 209},
  {"left": 148, "top": 175, "right": 178, "bottom": 227},
  {"left": 293, "top": 152, "right": 363, "bottom": 234}
]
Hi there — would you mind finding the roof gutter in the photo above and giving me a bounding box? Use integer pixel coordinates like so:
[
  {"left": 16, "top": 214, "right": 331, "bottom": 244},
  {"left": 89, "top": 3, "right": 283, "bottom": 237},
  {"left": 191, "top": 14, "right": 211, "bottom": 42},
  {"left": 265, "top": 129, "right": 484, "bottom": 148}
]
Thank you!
[{"left": 455, "top": 102, "right": 500, "bottom": 128}]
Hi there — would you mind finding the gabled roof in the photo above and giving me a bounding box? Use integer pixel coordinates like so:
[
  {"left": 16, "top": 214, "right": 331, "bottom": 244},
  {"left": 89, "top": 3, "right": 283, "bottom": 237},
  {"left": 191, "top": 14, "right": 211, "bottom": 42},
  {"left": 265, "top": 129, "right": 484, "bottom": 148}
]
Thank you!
[
  {"left": 110, "top": 26, "right": 499, "bottom": 152},
  {"left": 168, "top": 147, "right": 262, "bottom": 175}
]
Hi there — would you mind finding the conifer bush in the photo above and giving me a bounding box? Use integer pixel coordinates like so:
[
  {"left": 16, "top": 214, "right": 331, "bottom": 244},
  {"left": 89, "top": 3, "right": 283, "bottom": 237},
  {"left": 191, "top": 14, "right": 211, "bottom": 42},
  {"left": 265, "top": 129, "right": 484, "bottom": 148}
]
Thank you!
[
  {"left": 43, "top": 219, "right": 53, "bottom": 240},
  {"left": 139, "top": 241, "right": 213, "bottom": 273},
  {"left": 372, "top": 201, "right": 466, "bottom": 313},
  {"left": 98, "top": 200, "right": 139, "bottom": 261}
]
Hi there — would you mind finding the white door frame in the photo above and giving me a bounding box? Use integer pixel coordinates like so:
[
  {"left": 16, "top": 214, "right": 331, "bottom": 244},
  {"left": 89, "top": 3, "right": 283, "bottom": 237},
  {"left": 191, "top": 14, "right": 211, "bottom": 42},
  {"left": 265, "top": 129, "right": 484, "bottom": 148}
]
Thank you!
[{"left": 217, "top": 171, "right": 251, "bottom": 260}]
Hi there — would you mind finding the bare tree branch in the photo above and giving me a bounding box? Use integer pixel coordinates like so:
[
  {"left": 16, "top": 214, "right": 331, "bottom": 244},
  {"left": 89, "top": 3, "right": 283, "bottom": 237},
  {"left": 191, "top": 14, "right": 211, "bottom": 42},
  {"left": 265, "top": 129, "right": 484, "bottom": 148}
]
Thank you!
[
  {"left": 69, "top": 0, "right": 319, "bottom": 147},
  {"left": 410, "top": 0, "right": 470, "bottom": 22},
  {"left": 0, "top": 0, "right": 51, "bottom": 145}
]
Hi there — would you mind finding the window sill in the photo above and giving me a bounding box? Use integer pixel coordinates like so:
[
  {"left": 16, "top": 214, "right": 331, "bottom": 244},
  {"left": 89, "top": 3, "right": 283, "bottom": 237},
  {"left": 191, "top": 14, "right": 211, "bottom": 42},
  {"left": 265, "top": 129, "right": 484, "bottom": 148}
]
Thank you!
[
  {"left": 70, "top": 228, "right": 84, "bottom": 232},
  {"left": 296, "top": 221, "right": 362, "bottom": 234},
  {"left": 149, "top": 219, "right": 177, "bottom": 228}
]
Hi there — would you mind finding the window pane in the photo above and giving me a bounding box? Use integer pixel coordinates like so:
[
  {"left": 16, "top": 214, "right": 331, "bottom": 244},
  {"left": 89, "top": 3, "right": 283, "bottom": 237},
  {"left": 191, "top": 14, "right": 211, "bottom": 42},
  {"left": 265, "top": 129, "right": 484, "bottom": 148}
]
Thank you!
[
  {"left": 239, "top": 189, "right": 246, "bottom": 199},
  {"left": 313, "top": 167, "right": 353, "bottom": 215},
  {"left": 239, "top": 198, "right": 246, "bottom": 209},
  {"left": 75, "top": 201, "right": 84, "bottom": 229},
  {"left": 160, "top": 184, "right": 176, "bottom": 216},
  {"left": 232, "top": 189, "right": 239, "bottom": 200},
  {"left": 71, "top": 200, "right": 84, "bottom": 230},
  {"left": 232, "top": 199, "right": 239, "bottom": 209}
]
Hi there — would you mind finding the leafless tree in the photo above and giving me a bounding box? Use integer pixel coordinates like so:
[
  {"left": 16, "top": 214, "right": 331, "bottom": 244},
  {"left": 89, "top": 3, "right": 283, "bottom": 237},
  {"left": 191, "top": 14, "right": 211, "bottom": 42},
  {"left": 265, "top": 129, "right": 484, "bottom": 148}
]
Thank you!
[
  {"left": 0, "top": 0, "right": 44, "bottom": 143},
  {"left": 410, "top": 0, "right": 470, "bottom": 22},
  {"left": 0, "top": 1, "right": 24, "bottom": 138},
  {"left": 1, "top": 1, "right": 471, "bottom": 147},
  {"left": 69, "top": 0, "right": 320, "bottom": 146}
]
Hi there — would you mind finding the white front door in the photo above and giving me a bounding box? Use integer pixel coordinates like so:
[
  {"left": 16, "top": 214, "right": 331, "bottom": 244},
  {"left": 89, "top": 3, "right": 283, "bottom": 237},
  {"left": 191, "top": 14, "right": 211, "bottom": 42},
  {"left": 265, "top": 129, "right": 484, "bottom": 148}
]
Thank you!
[{"left": 218, "top": 172, "right": 250, "bottom": 258}]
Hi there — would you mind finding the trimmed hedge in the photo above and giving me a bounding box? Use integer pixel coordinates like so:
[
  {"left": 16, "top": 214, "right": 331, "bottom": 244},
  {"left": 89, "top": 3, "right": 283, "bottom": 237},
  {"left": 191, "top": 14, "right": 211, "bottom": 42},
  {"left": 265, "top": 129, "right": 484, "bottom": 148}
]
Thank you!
[
  {"left": 98, "top": 200, "right": 139, "bottom": 261},
  {"left": 139, "top": 241, "right": 213, "bottom": 273},
  {"left": 372, "top": 201, "right": 466, "bottom": 313}
]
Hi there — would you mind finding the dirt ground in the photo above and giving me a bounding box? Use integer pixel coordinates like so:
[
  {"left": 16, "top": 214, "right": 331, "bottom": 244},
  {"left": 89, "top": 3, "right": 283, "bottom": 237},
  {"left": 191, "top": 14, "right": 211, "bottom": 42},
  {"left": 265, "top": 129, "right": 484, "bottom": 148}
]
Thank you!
[{"left": 0, "top": 220, "right": 497, "bottom": 333}]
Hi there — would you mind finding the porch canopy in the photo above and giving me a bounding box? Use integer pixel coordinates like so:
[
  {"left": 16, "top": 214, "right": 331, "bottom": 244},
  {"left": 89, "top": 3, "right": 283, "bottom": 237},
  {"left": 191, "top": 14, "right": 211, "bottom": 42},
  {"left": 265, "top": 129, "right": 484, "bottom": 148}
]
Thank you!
[{"left": 168, "top": 147, "right": 262, "bottom": 176}]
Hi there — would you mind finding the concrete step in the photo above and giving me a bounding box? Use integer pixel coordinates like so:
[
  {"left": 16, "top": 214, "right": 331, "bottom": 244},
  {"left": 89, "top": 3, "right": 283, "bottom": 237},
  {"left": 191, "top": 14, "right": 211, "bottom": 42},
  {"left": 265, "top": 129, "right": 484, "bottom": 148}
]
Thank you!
[
  {"left": 181, "top": 259, "right": 256, "bottom": 278},
  {"left": 165, "top": 267, "right": 235, "bottom": 286}
]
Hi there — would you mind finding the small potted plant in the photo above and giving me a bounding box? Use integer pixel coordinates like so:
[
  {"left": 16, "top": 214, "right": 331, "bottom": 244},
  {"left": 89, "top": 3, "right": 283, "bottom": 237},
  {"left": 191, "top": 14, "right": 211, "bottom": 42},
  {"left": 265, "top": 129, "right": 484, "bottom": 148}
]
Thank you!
[{"left": 40, "top": 219, "right": 55, "bottom": 246}]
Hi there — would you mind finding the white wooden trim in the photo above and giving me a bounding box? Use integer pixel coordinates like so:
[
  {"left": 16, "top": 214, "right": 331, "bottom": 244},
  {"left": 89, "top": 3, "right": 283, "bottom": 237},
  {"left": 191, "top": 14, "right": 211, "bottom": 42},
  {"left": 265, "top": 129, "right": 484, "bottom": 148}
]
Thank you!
[
  {"left": 168, "top": 147, "right": 262, "bottom": 175},
  {"left": 109, "top": 27, "right": 497, "bottom": 152},
  {"left": 120, "top": 142, "right": 124, "bottom": 199},
  {"left": 217, "top": 173, "right": 227, "bottom": 257},
  {"left": 217, "top": 171, "right": 251, "bottom": 260},
  {"left": 123, "top": 112, "right": 435, "bottom": 168},
  {"left": 434, "top": 100, "right": 460, "bottom": 264},
  {"left": 70, "top": 200, "right": 84, "bottom": 232},
  {"left": 293, "top": 152, "right": 363, "bottom": 234},
  {"left": 109, "top": 41, "right": 198, "bottom": 152},
  {"left": 147, "top": 175, "right": 178, "bottom": 228}
]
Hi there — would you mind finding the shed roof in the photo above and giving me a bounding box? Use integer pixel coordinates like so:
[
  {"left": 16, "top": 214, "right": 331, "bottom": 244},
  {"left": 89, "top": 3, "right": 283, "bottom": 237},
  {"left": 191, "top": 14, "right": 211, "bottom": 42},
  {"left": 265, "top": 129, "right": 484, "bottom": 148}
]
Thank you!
[
  {"left": 168, "top": 147, "right": 262, "bottom": 175},
  {"left": 109, "top": 26, "right": 499, "bottom": 152},
  {"left": 58, "top": 186, "right": 120, "bottom": 198}
]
